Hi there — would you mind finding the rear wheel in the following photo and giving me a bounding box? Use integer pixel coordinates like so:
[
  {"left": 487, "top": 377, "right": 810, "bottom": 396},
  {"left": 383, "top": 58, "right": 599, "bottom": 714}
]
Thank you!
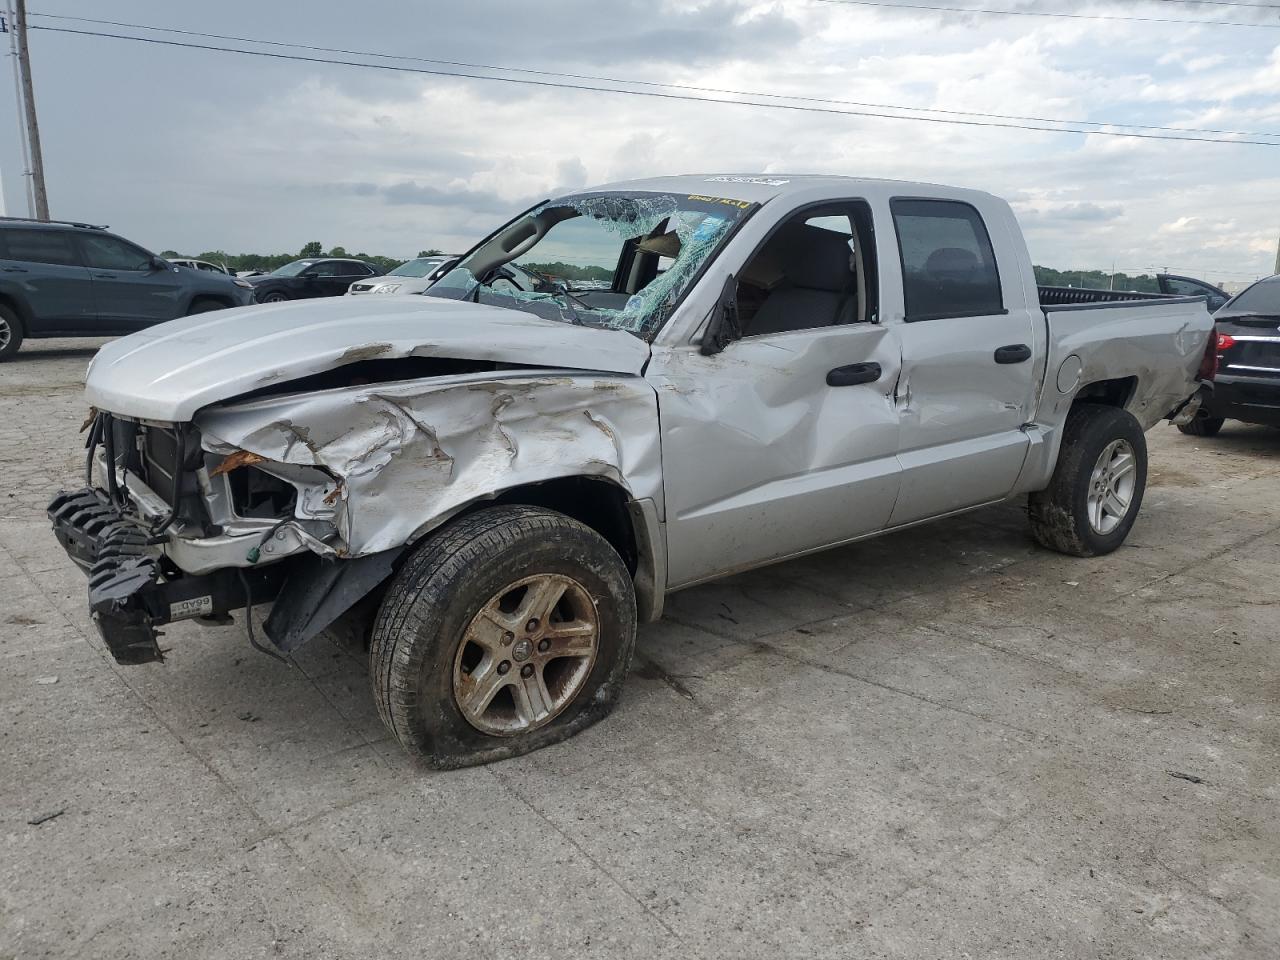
[
  {"left": 370, "top": 505, "right": 637, "bottom": 768},
  {"left": 0, "top": 304, "right": 24, "bottom": 361},
  {"left": 1029, "top": 404, "right": 1148, "bottom": 557},
  {"left": 257, "top": 291, "right": 289, "bottom": 304},
  {"left": 1177, "top": 415, "right": 1225, "bottom": 437},
  {"left": 186, "top": 298, "right": 227, "bottom": 315}
]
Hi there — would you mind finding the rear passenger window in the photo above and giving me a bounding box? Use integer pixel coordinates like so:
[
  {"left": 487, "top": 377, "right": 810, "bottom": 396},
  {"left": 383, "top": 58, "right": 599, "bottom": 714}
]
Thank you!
[
  {"left": 891, "top": 199, "right": 1004, "bottom": 322},
  {"left": 1, "top": 228, "right": 80, "bottom": 266}
]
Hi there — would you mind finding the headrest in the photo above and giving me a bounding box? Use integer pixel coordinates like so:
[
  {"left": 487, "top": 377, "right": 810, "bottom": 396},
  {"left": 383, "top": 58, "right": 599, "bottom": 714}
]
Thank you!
[
  {"left": 924, "top": 247, "right": 980, "bottom": 275},
  {"left": 772, "top": 222, "right": 853, "bottom": 292}
]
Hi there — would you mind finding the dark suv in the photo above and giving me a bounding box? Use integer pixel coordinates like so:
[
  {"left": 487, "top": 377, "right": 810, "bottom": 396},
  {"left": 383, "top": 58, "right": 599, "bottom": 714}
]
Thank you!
[
  {"left": 245, "top": 258, "right": 383, "bottom": 303},
  {"left": 0, "top": 217, "right": 254, "bottom": 361},
  {"left": 1180, "top": 275, "right": 1280, "bottom": 436}
]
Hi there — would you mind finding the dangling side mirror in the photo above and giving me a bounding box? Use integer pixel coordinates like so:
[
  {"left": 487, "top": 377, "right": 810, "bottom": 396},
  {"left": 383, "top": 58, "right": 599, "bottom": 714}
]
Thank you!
[{"left": 700, "top": 274, "right": 741, "bottom": 356}]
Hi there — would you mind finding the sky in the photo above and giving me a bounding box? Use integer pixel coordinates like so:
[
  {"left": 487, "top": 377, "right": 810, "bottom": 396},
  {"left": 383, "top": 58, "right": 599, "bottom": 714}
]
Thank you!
[{"left": 2, "top": 0, "right": 1278, "bottom": 286}]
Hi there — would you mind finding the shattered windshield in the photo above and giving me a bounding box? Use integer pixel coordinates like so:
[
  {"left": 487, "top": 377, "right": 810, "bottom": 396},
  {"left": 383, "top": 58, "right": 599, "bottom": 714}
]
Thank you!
[{"left": 424, "top": 191, "right": 755, "bottom": 337}]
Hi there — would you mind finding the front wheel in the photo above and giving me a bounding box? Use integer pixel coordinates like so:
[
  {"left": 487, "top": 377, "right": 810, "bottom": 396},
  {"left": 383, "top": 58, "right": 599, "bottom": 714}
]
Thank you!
[
  {"left": 0, "top": 304, "right": 24, "bottom": 361},
  {"left": 257, "top": 291, "right": 289, "bottom": 304},
  {"left": 1029, "top": 404, "right": 1148, "bottom": 557},
  {"left": 370, "top": 505, "right": 637, "bottom": 768},
  {"left": 1178, "top": 415, "right": 1225, "bottom": 437}
]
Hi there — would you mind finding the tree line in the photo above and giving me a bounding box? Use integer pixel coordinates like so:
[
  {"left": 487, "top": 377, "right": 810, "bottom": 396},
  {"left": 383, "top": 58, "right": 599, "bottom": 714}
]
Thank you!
[
  {"left": 159, "top": 242, "right": 1174, "bottom": 292},
  {"left": 158, "top": 242, "right": 446, "bottom": 274}
]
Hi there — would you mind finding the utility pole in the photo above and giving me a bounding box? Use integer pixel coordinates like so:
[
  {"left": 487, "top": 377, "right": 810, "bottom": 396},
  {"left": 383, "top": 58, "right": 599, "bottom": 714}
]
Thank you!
[
  {"left": 12, "top": 0, "right": 48, "bottom": 219},
  {"left": 1274, "top": 234, "right": 1279, "bottom": 277}
]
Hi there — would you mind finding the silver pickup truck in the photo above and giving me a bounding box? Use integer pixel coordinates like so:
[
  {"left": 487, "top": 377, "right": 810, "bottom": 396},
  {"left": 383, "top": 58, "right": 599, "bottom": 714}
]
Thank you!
[{"left": 49, "top": 175, "right": 1214, "bottom": 767}]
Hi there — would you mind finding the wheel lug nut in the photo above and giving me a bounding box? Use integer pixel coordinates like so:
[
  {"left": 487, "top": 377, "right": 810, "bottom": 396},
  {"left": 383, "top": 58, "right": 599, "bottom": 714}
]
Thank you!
[
  {"left": 497, "top": 660, "right": 511, "bottom": 675},
  {"left": 502, "top": 631, "right": 514, "bottom": 646},
  {"left": 537, "top": 638, "right": 551, "bottom": 652},
  {"left": 526, "top": 618, "right": 539, "bottom": 632},
  {"left": 520, "top": 664, "right": 535, "bottom": 678}
]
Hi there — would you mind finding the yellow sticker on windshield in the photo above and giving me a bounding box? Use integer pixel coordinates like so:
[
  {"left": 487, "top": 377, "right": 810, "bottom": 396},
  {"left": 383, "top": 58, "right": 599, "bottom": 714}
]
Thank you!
[{"left": 687, "top": 194, "right": 752, "bottom": 210}]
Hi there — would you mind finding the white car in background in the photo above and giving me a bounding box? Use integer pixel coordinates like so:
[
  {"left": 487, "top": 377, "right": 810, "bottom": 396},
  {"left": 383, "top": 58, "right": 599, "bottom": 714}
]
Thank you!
[
  {"left": 169, "top": 257, "right": 234, "bottom": 275},
  {"left": 347, "top": 254, "right": 459, "bottom": 295}
]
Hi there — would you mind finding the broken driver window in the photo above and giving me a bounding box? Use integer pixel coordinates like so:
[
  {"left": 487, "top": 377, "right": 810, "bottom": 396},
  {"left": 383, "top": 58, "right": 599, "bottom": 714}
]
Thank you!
[{"left": 425, "top": 192, "right": 756, "bottom": 338}]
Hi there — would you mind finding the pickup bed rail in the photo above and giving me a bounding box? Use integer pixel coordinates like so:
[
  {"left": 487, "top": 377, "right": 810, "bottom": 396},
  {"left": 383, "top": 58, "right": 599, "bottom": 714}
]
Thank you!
[{"left": 1038, "top": 285, "right": 1169, "bottom": 307}]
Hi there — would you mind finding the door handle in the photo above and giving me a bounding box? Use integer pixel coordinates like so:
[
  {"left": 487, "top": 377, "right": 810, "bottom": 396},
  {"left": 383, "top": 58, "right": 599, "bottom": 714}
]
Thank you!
[
  {"left": 1, "top": 266, "right": 28, "bottom": 273},
  {"left": 827, "top": 362, "right": 882, "bottom": 387},
  {"left": 93, "top": 273, "right": 118, "bottom": 279},
  {"left": 994, "top": 344, "right": 1032, "bottom": 364}
]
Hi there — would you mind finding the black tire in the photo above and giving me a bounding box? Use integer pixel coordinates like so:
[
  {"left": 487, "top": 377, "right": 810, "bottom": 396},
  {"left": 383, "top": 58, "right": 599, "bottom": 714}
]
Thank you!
[
  {"left": 1177, "top": 416, "right": 1225, "bottom": 437},
  {"left": 0, "top": 304, "right": 24, "bottom": 361},
  {"left": 257, "top": 290, "right": 289, "bottom": 304},
  {"left": 371, "top": 505, "right": 637, "bottom": 768},
  {"left": 1029, "top": 403, "right": 1148, "bottom": 557},
  {"left": 186, "top": 298, "right": 227, "bottom": 315}
]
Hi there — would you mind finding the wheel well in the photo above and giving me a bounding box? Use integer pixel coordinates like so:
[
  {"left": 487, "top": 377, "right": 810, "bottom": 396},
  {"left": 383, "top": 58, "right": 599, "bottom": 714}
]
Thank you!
[
  {"left": 487, "top": 477, "right": 639, "bottom": 574},
  {"left": 0, "top": 292, "right": 30, "bottom": 332},
  {"left": 1072, "top": 376, "right": 1137, "bottom": 411},
  {"left": 189, "top": 294, "right": 233, "bottom": 311}
]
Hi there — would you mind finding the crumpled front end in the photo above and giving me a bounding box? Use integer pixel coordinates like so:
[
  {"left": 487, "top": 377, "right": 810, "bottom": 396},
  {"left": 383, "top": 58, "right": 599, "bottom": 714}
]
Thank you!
[
  {"left": 195, "top": 369, "right": 661, "bottom": 557},
  {"left": 49, "top": 369, "right": 660, "bottom": 665}
]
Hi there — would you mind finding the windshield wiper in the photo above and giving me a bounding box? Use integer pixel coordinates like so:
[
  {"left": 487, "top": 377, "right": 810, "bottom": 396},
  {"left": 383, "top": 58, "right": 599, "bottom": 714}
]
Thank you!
[{"left": 549, "top": 281, "right": 590, "bottom": 325}]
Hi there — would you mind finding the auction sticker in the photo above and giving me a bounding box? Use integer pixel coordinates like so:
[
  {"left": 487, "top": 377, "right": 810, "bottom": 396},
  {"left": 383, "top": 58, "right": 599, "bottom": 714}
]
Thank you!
[{"left": 170, "top": 596, "right": 214, "bottom": 620}]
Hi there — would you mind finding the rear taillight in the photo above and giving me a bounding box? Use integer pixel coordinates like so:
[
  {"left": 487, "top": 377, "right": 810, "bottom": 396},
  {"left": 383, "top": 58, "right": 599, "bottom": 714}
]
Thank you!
[
  {"left": 1217, "top": 332, "right": 1236, "bottom": 351},
  {"left": 1198, "top": 331, "right": 1220, "bottom": 381}
]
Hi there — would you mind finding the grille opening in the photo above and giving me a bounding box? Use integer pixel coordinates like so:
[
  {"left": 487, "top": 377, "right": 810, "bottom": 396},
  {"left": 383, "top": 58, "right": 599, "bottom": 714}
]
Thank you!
[{"left": 228, "top": 466, "right": 297, "bottom": 519}]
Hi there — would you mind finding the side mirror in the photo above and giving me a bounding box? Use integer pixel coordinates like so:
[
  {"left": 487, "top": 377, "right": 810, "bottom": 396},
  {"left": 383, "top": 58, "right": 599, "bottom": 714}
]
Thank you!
[
  {"left": 700, "top": 274, "right": 741, "bottom": 356},
  {"left": 150, "top": 256, "right": 169, "bottom": 272}
]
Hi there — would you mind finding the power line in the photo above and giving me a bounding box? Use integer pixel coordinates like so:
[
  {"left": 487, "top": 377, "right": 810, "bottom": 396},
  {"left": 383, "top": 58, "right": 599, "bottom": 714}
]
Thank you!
[
  {"left": 28, "top": 23, "right": 1280, "bottom": 148},
  {"left": 812, "top": 0, "right": 1280, "bottom": 28},
  {"left": 1152, "top": 0, "right": 1280, "bottom": 8},
  {"left": 25, "top": 11, "right": 1280, "bottom": 140}
]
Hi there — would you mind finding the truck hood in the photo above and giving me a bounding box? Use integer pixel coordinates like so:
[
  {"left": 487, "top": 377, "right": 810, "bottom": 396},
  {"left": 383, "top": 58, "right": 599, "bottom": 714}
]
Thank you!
[{"left": 84, "top": 296, "right": 653, "bottom": 421}]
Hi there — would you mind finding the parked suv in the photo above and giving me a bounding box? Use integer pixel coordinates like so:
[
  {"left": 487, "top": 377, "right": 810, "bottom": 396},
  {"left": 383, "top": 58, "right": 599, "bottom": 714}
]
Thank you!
[
  {"left": 246, "top": 258, "right": 382, "bottom": 303},
  {"left": 347, "top": 255, "right": 458, "bottom": 295},
  {"left": 0, "top": 218, "right": 254, "bottom": 361},
  {"left": 1179, "top": 275, "right": 1280, "bottom": 436}
]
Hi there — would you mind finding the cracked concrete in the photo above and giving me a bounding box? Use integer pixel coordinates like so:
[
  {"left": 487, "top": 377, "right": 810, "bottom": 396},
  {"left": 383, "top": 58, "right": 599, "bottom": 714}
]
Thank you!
[{"left": 2, "top": 338, "right": 1277, "bottom": 959}]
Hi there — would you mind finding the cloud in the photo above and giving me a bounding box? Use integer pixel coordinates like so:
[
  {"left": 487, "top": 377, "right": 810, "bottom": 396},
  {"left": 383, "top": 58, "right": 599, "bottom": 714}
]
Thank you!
[{"left": 6, "top": 0, "right": 1274, "bottom": 280}]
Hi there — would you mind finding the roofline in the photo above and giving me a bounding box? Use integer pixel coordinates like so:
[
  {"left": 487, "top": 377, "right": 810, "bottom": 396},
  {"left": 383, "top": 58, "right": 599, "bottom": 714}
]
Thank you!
[{"left": 0, "top": 215, "right": 109, "bottom": 230}]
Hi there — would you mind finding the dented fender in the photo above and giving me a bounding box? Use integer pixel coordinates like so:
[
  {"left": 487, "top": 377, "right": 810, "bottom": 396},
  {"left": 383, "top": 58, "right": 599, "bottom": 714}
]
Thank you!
[{"left": 194, "top": 370, "right": 663, "bottom": 557}]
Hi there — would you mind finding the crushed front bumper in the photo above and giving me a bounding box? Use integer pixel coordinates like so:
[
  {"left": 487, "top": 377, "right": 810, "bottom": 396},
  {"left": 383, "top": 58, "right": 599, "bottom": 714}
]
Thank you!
[{"left": 47, "top": 488, "right": 286, "bottom": 665}]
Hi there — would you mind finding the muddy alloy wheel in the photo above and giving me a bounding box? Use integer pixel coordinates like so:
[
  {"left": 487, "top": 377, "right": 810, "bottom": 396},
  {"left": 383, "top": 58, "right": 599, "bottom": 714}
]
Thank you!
[
  {"left": 1085, "top": 439, "right": 1138, "bottom": 536},
  {"left": 453, "top": 573, "right": 600, "bottom": 736},
  {"left": 371, "top": 504, "right": 636, "bottom": 768},
  {"left": 1029, "top": 403, "right": 1147, "bottom": 557}
]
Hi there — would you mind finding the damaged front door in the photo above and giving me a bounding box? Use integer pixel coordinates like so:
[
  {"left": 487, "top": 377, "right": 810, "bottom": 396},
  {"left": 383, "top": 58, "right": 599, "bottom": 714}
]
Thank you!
[{"left": 650, "top": 202, "right": 903, "bottom": 588}]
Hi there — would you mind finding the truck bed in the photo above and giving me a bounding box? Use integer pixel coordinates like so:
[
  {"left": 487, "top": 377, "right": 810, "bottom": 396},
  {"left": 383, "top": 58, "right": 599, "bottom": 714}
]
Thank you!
[{"left": 1038, "top": 285, "right": 1169, "bottom": 307}]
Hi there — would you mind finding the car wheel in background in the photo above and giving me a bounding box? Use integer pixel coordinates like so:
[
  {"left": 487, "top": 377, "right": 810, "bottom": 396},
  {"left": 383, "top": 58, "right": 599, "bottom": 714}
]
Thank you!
[
  {"left": 257, "top": 291, "right": 289, "bottom": 304},
  {"left": 1028, "top": 403, "right": 1148, "bottom": 557},
  {"left": 0, "top": 304, "right": 24, "bottom": 361},
  {"left": 186, "top": 298, "right": 227, "bottom": 315},
  {"left": 370, "top": 505, "right": 637, "bottom": 768},
  {"left": 1177, "top": 416, "right": 1225, "bottom": 438}
]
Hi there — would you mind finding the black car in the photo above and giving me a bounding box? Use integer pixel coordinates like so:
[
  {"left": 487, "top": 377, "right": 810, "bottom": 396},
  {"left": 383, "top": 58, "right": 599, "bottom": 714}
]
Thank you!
[
  {"left": 1158, "top": 273, "right": 1232, "bottom": 313},
  {"left": 247, "top": 258, "right": 382, "bottom": 303},
  {"left": 1180, "top": 275, "right": 1280, "bottom": 436},
  {"left": 0, "top": 217, "right": 255, "bottom": 361}
]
